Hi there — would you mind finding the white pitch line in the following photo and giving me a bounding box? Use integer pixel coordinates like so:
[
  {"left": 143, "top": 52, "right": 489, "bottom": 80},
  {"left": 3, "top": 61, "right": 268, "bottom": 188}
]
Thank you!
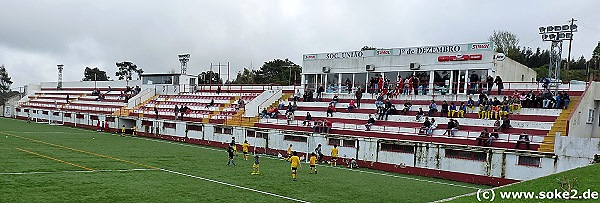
[
  {"left": 132, "top": 136, "right": 483, "bottom": 190},
  {"left": 159, "top": 168, "right": 311, "bottom": 203},
  {"left": 0, "top": 168, "right": 158, "bottom": 175}
]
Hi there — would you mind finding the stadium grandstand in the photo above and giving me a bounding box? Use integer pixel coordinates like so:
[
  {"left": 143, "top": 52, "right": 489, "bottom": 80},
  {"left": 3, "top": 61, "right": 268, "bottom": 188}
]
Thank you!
[{"left": 6, "top": 41, "right": 600, "bottom": 188}]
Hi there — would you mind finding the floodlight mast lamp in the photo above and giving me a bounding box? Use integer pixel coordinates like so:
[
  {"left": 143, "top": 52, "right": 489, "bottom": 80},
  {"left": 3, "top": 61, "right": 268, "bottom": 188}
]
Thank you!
[
  {"left": 178, "top": 54, "right": 190, "bottom": 74},
  {"left": 538, "top": 20, "right": 577, "bottom": 89},
  {"left": 57, "top": 64, "right": 64, "bottom": 89}
]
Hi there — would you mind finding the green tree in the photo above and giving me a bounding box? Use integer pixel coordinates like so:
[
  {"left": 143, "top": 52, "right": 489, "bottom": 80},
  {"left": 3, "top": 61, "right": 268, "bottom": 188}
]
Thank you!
[
  {"left": 115, "top": 61, "right": 144, "bottom": 80},
  {"left": 489, "top": 30, "right": 520, "bottom": 55},
  {"left": 83, "top": 67, "right": 110, "bottom": 81},
  {"left": 254, "top": 58, "right": 301, "bottom": 85},
  {"left": 232, "top": 68, "right": 257, "bottom": 84},
  {"left": 593, "top": 41, "right": 600, "bottom": 58},
  {"left": 0, "top": 65, "right": 13, "bottom": 93},
  {"left": 198, "top": 71, "right": 222, "bottom": 84}
]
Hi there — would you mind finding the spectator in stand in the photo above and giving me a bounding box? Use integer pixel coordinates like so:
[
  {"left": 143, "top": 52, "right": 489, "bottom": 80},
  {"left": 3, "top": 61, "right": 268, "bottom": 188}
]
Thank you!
[
  {"left": 324, "top": 119, "right": 332, "bottom": 134},
  {"left": 135, "top": 85, "right": 141, "bottom": 94},
  {"left": 440, "top": 100, "right": 449, "bottom": 117},
  {"left": 542, "top": 90, "right": 554, "bottom": 109},
  {"left": 312, "top": 120, "right": 323, "bottom": 133},
  {"left": 401, "top": 100, "right": 412, "bottom": 115},
  {"left": 376, "top": 106, "right": 386, "bottom": 120},
  {"left": 237, "top": 99, "right": 245, "bottom": 111},
  {"left": 347, "top": 100, "right": 357, "bottom": 112},
  {"left": 490, "top": 104, "right": 500, "bottom": 120},
  {"left": 369, "top": 76, "right": 376, "bottom": 94},
  {"left": 326, "top": 103, "right": 336, "bottom": 117},
  {"left": 365, "top": 114, "right": 375, "bottom": 131},
  {"left": 206, "top": 99, "right": 215, "bottom": 109},
  {"left": 119, "top": 91, "right": 125, "bottom": 100},
  {"left": 494, "top": 76, "right": 504, "bottom": 95},
  {"left": 469, "top": 71, "right": 479, "bottom": 95},
  {"left": 294, "top": 89, "right": 301, "bottom": 102},
  {"left": 302, "top": 112, "right": 312, "bottom": 126},
  {"left": 511, "top": 95, "right": 522, "bottom": 114},
  {"left": 428, "top": 100, "right": 438, "bottom": 117},
  {"left": 448, "top": 102, "right": 457, "bottom": 117},
  {"left": 375, "top": 96, "right": 383, "bottom": 108},
  {"left": 411, "top": 75, "right": 420, "bottom": 95},
  {"left": 493, "top": 118, "right": 501, "bottom": 131},
  {"left": 216, "top": 86, "right": 221, "bottom": 94},
  {"left": 467, "top": 97, "right": 475, "bottom": 113},
  {"left": 385, "top": 105, "right": 397, "bottom": 120},
  {"left": 419, "top": 117, "right": 431, "bottom": 135},
  {"left": 355, "top": 88, "right": 363, "bottom": 108},
  {"left": 290, "top": 101, "right": 298, "bottom": 114},
  {"left": 66, "top": 94, "right": 70, "bottom": 104},
  {"left": 107, "top": 85, "right": 112, "bottom": 93},
  {"left": 488, "top": 129, "right": 499, "bottom": 146},
  {"left": 486, "top": 75, "right": 494, "bottom": 95},
  {"left": 540, "top": 77, "right": 551, "bottom": 91},
  {"left": 443, "top": 119, "right": 455, "bottom": 136},
  {"left": 332, "top": 94, "right": 339, "bottom": 107},
  {"left": 515, "top": 132, "right": 530, "bottom": 150},
  {"left": 285, "top": 111, "right": 294, "bottom": 125},
  {"left": 524, "top": 90, "right": 533, "bottom": 108},
  {"left": 174, "top": 105, "right": 179, "bottom": 120},
  {"left": 345, "top": 78, "right": 352, "bottom": 94},
  {"left": 268, "top": 107, "right": 279, "bottom": 118},
  {"left": 395, "top": 76, "right": 404, "bottom": 98},
  {"left": 416, "top": 107, "right": 425, "bottom": 121},
  {"left": 403, "top": 76, "right": 411, "bottom": 95},
  {"left": 154, "top": 105, "right": 159, "bottom": 119},
  {"left": 451, "top": 119, "right": 460, "bottom": 136},
  {"left": 458, "top": 102, "right": 467, "bottom": 118},
  {"left": 427, "top": 118, "right": 437, "bottom": 136},
  {"left": 378, "top": 75, "right": 384, "bottom": 94},
  {"left": 316, "top": 85, "right": 324, "bottom": 101},
  {"left": 476, "top": 128, "right": 490, "bottom": 146},
  {"left": 500, "top": 115, "right": 511, "bottom": 132},
  {"left": 560, "top": 91, "right": 570, "bottom": 109},
  {"left": 278, "top": 99, "right": 285, "bottom": 109},
  {"left": 260, "top": 108, "right": 269, "bottom": 119}
]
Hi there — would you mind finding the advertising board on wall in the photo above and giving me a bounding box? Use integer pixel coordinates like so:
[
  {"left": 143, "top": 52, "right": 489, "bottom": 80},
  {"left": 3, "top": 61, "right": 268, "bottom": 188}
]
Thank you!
[{"left": 303, "top": 42, "right": 494, "bottom": 61}]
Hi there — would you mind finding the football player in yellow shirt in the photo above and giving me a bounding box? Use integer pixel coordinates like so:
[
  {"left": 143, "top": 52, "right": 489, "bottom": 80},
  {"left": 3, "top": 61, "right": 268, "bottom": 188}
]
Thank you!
[
  {"left": 121, "top": 125, "right": 126, "bottom": 137},
  {"left": 309, "top": 152, "right": 317, "bottom": 174},
  {"left": 290, "top": 151, "right": 301, "bottom": 181},
  {"left": 251, "top": 154, "right": 260, "bottom": 175},
  {"left": 242, "top": 140, "right": 250, "bottom": 160},
  {"left": 331, "top": 145, "right": 339, "bottom": 166},
  {"left": 286, "top": 144, "right": 293, "bottom": 161}
]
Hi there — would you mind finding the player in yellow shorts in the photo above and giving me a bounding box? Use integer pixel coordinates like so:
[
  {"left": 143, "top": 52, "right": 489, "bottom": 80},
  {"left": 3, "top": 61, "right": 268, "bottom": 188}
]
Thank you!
[
  {"left": 242, "top": 140, "right": 249, "bottom": 160},
  {"left": 121, "top": 125, "right": 126, "bottom": 137},
  {"left": 286, "top": 144, "right": 293, "bottom": 161},
  {"left": 309, "top": 152, "right": 317, "bottom": 174},
  {"left": 331, "top": 145, "right": 339, "bottom": 166},
  {"left": 251, "top": 154, "right": 260, "bottom": 175},
  {"left": 290, "top": 151, "right": 301, "bottom": 181},
  {"left": 132, "top": 126, "right": 137, "bottom": 136}
]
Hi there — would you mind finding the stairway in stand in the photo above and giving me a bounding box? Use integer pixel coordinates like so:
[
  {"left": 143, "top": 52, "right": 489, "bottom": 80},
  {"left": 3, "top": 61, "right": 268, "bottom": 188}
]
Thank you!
[
  {"left": 226, "top": 93, "right": 292, "bottom": 127},
  {"left": 538, "top": 96, "right": 579, "bottom": 153},
  {"left": 113, "top": 95, "right": 159, "bottom": 117}
]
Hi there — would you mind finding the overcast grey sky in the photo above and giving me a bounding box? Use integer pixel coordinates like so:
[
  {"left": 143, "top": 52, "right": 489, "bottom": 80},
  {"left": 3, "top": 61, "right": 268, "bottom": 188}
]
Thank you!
[{"left": 1, "top": 0, "right": 599, "bottom": 88}]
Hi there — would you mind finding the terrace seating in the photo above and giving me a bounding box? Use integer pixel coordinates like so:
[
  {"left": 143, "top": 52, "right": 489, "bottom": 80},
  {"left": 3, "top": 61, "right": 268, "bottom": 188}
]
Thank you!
[
  {"left": 20, "top": 87, "right": 131, "bottom": 115},
  {"left": 132, "top": 92, "right": 260, "bottom": 123},
  {"left": 253, "top": 91, "right": 575, "bottom": 151}
]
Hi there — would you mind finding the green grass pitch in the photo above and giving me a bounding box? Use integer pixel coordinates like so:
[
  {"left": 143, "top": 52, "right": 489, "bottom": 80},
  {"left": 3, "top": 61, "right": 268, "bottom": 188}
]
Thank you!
[{"left": 0, "top": 117, "right": 489, "bottom": 202}]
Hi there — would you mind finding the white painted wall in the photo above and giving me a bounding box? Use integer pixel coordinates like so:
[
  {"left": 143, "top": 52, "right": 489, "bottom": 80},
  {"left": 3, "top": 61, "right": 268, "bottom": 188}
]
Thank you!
[
  {"left": 569, "top": 83, "right": 600, "bottom": 138},
  {"left": 494, "top": 57, "right": 537, "bottom": 82}
]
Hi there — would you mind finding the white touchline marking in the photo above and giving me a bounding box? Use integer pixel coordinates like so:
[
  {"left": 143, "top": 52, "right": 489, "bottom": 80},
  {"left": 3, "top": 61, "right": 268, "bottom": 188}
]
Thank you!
[
  {"left": 159, "top": 168, "right": 311, "bottom": 203},
  {"left": 131, "top": 137, "right": 483, "bottom": 190},
  {"left": 0, "top": 168, "right": 158, "bottom": 175}
]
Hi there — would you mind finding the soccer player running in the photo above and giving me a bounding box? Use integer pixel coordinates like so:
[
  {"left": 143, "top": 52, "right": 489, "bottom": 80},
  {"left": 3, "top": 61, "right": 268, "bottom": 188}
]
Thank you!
[
  {"left": 251, "top": 154, "right": 260, "bottom": 175},
  {"left": 309, "top": 152, "right": 318, "bottom": 174},
  {"left": 242, "top": 140, "right": 250, "bottom": 160},
  {"left": 315, "top": 144, "right": 324, "bottom": 163},
  {"left": 290, "top": 151, "right": 301, "bottom": 181},
  {"left": 331, "top": 145, "right": 339, "bottom": 166},
  {"left": 227, "top": 146, "right": 236, "bottom": 166}
]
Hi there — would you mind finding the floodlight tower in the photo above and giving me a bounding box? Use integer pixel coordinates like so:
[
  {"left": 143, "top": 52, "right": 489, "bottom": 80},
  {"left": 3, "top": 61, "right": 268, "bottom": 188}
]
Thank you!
[
  {"left": 178, "top": 54, "right": 190, "bottom": 74},
  {"left": 539, "top": 20, "right": 577, "bottom": 90},
  {"left": 57, "top": 64, "right": 64, "bottom": 89}
]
